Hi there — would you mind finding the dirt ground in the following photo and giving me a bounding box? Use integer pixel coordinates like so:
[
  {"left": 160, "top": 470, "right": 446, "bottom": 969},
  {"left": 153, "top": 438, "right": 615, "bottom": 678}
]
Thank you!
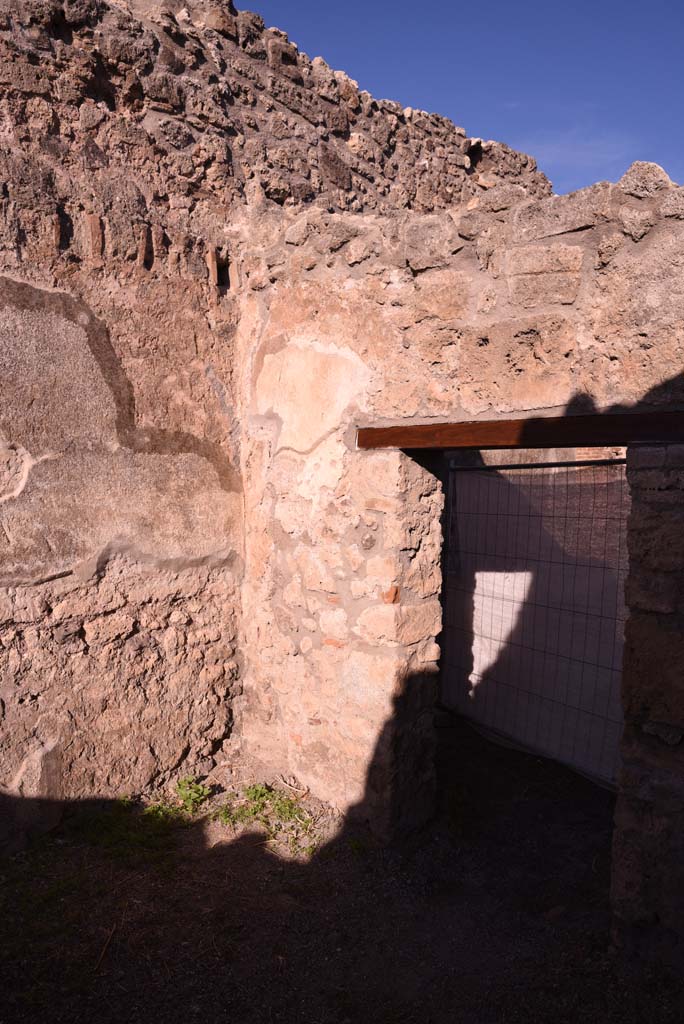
[{"left": 1, "top": 716, "right": 682, "bottom": 1024}]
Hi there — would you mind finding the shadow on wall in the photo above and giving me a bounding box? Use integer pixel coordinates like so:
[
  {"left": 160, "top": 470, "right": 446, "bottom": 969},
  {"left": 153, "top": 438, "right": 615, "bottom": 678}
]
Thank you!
[{"left": 422, "top": 374, "right": 684, "bottom": 779}]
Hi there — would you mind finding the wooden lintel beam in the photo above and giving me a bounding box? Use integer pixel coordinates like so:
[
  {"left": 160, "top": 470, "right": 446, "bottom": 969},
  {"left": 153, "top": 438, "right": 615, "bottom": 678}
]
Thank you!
[{"left": 356, "top": 410, "right": 684, "bottom": 451}]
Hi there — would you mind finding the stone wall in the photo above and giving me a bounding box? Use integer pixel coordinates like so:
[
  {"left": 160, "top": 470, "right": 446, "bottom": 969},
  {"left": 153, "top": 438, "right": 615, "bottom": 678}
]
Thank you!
[
  {"left": 0, "top": 271, "right": 242, "bottom": 804},
  {"left": 0, "top": 0, "right": 547, "bottom": 807},
  {"left": 1, "top": 0, "right": 684, "bottom": 961},
  {"left": 234, "top": 167, "right": 684, "bottom": 822},
  {"left": 613, "top": 446, "right": 684, "bottom": 961}
]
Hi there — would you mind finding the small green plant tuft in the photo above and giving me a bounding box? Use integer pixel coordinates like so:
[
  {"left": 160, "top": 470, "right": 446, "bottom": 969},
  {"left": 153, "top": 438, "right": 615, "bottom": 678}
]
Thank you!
[
  {"left": 269, "top": 790, "right": 301, "bottom": 822},
  {"left": 67, "top": 798, "right": 185, "bottom": 866},
  {"left": 176, "top": 777, "right": 212, "bottom": 815},
  {"left": 243, "top": 783, "right": 272, "bottom": 812},
  {"left": 215, "top": 782, "right": 316, "bottom": 853},
  {"left": 215, "top": 801, "right": 256, "bottom": 827},
  {"left": 143, "top": 800, "right": 185, "bottom": 824}
]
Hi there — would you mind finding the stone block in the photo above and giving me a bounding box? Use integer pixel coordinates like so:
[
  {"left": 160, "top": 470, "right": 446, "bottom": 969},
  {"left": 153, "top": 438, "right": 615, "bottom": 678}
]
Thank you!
[
  {"left": 457, "top": 317, "right": 577, "bottom": 413},
  {"left": 511, "top": 183, "right": 613, "bottom": 242},
  {"left": 84, "top": 610, "right": 136, "bottom": 648},
  {"left": 612, "top": 750, "right": 684, "bottom": 958},
  {"left": 625, "top": 569, "right": 679, "bottom": 614},
  {"left": 628, "top": 507, "right": 684, "bottom": 571},
  {"left": 204, "top": 9, "right": 238, "bottom": 39},
  {"left": 662, "top": 187, "right": 684, "bottom": 219},
  {"left": 354, "top": 600, "right": 442, "bottom": 647},
  {"left": 627, "top": 446, "right": 667, "bottom": 470},
  {"left": 413, "top": 268, "right": 471, "bottom": 320},
  {"left": 402, "top": 214, "right": 464, "bottom": 271},
  {"left": 619, "top": 204, "right": 655, "bottom": 241},
  {"left": 506, "top": 243, "right": 583, "bottom": 308},
  {"left": 319, "top": 607, "right": 348, "bottom": 641},
  {"left": 84, "top": 212, "right": 103, "bottom": 257},
  {"left": 507, "top": 244, "right": 584, "bottom": 276},
  {"left": 505, "top": 270, "right": 581, "bottom": 305},
  {"left": 665, "top": 444, "right": 684, "bottom": 468},
  {"left": 618, "top": 161, "right": 673, "bottom": 199},
  {"left": 623, "top": 611, "right": 684, "bottom": 725}
]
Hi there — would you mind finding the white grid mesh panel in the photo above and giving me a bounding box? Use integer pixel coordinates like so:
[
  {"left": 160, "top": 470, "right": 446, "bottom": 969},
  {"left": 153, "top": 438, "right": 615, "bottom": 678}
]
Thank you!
[{"left": 441, "top": 461, "right": 629, "bottom": 785}]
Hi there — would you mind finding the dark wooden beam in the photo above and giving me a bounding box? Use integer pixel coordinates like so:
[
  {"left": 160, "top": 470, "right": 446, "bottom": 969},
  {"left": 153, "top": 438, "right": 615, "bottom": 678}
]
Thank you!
[{"left": 356, "top": 410, "right": 684, "bottom": 451}]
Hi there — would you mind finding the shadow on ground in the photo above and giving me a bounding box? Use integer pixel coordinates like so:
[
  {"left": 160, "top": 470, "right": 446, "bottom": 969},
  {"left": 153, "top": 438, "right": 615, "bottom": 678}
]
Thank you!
[{"left": 2, "top": 714, "right": 682, "bottom": 1024}]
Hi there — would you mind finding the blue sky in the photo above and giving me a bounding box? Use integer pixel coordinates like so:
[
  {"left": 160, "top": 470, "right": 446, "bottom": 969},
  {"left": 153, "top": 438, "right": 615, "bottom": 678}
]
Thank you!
[{"left": 252, "top": 0, "right": 682, "bottom": 195}]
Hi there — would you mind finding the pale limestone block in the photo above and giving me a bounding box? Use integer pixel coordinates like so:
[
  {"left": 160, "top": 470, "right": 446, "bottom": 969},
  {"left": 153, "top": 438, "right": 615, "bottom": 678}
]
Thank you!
[
  {"left": 411, "top": 268, "right": 471, "bottom": 319},
  {"left": 366, "top": 554, "right": 401, "bottom": 589},
  {"left": 354, "top": 604, "right": 398, "bottom": 645},
  {"left": 274, "top": 493, "right": 312, "bottom": 536},
  {"left": 296, "top": 545, "right": 340, "bottom": 593},
  {"left": 413, "top": 639, "right": 441, "bottom": 665},
  {"left": 341, "top": 649, "right": 408, "bottom": 709},
  {"left": 345, "top": 544, "right": 365, "bottom": 573},
  {"left": 395, "top": 601, "right": 443, "bottom": 645},
  {"left": 354, "top": 599, "right": 442, "bottom": 646},
  {"left": 402, "top": 213, "right": 464, "bottom": 271},
  {"left": 619, "top": 205, "right": 656, "bottom": 241},
  {"left": 319, "top": 607, "right": 348, "bottom": 641},
  {"left": 506, "top": 242, "right": 583, "bottom": 306},
  {"left": 345, "top": 450, "right": 405, "bottom": 501},
  {"left": 282, "top": 575, "right": 306, "bottom": 609},
  {"left": 512, "top": 182, "right": 613, "bottom": 242},
  {"left": 507, "top": 244, "right": 584, "bottom": 276}
]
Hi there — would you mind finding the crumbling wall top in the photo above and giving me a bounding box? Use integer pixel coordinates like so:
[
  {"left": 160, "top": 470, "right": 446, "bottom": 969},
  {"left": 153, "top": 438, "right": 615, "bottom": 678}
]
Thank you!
[{"left": 0, "top": 0, "right": 550, "bottom": 219}]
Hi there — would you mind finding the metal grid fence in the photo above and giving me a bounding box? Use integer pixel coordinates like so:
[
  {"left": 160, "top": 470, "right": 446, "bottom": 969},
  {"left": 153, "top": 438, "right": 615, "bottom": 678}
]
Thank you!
[{"left": 441, "top": 459, "right": 629, "bottom": 785}]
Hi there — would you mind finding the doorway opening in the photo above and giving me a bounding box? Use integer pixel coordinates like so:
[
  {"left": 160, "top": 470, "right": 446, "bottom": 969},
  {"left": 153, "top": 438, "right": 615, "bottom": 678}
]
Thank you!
[
  {"left": 440, "top": 449, "right": 629, "bottom": 787},
  {"left": 357, "top": 409, "right": 684, "bottom": 964},
  {"left": 429, "top": 445, "right": 631, "bottom": 961}
]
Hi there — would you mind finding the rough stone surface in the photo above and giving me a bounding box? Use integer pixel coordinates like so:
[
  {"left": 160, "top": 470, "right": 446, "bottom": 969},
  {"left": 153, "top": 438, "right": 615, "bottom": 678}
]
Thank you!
[{"left": 0, "top": 0, "right": 683, "bottom": 961}]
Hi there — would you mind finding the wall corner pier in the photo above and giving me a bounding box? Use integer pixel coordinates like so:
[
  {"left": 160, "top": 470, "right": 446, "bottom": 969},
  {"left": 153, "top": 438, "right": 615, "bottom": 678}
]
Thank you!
[{"left": 611, "top": 444, "right": 684, "bottom": 964}]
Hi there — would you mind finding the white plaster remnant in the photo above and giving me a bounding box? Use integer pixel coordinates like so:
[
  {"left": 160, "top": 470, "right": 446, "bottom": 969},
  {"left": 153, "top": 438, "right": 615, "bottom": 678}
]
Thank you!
[
  {"left": 0, "top": 444, "right": 58, "bottom": 504},
  {"left": 255, "top": 339, "right": 372, "bottom": 452}
]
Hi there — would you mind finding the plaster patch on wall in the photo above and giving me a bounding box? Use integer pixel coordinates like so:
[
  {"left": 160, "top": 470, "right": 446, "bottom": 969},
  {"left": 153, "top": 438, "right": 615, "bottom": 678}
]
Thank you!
[
  {"left": 255, "top": 340, "right": 372, "bottom": 452},
  {"left": 0, "top": 444, "right": 32, "bottom": 503},
  {"left": 294, "top": 435, "right": 347, "bottom": 501},
  {"left": 0, "top": 444, "right": 60, "bottom": 504}
]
